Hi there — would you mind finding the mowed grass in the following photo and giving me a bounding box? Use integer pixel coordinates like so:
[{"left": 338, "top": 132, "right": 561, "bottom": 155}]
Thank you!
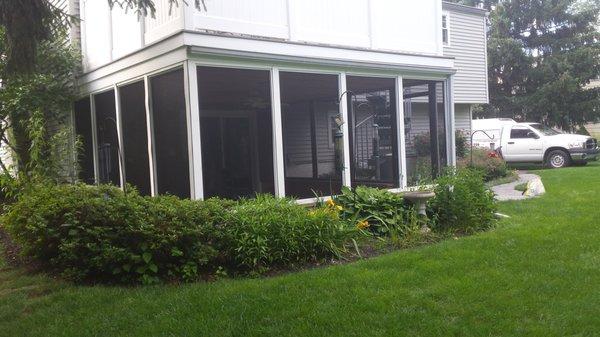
[{"left": 1, "top": 162, "right": 600, "bottom": 336}]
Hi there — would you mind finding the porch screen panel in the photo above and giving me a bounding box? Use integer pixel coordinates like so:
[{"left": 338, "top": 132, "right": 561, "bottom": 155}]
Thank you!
[
  {"left": 94, "top": 90, "right": 120, "bottom": 186},
  {"left": 73, "top": 97, "right": 95, "bottom": 184},
  {"left": 280, "top": 72, "right": 342, "bottom": 199},
  {"left": 403, "top": 80, "right": 447, "bottom": 185},
  {"left": 197, "top": 66, "right": 274, "bottom": 199},
  {"left": 150, "top": 68, "right": 190, "bottom": 198},
  {"left": 347, "top": 76, "right": 399, "bottom": 188},
  {"left": 119, "top": 80, "right": 151, "bottom": 196}
]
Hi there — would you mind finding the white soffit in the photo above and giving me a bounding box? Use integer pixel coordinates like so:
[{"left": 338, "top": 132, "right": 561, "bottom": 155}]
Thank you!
[{"left": 184, "top": 32, "right": 455, "bottom": 75}]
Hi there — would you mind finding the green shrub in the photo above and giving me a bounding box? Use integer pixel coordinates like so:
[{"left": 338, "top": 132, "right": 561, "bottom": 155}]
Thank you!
[
  {"left": 334, "top": 186, "right": 411, "bottom": 236},
  {"left": 458, "top": 147, "right": 510, "bottom": 181},
  {"left": 455, "top": 131, "right": 468, "bottom": 159},
  {"left": 428, "top": 168, "right": 497, "bottom": 234},
  {"left": 4, "top": 184, "right": 353, "bottom": 284},
  {"left": 220, "top": 195, "right": 351, "bottom": 272},
  {"left": 3, "top": 183, "right": 233, "bottom": 284}
]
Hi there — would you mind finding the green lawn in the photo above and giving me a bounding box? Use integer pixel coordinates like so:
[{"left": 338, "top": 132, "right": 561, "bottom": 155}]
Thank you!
[{"left": 2, "top": 162, "right": 600, "bottom": 336}]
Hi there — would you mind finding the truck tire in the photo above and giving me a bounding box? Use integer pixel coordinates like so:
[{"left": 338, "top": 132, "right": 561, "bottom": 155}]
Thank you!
[{"left": 546, "top": 150, "right": 571, "bottom": 168}]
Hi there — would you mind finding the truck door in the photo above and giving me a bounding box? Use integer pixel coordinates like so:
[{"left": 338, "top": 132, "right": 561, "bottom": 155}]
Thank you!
[{"left": 503, "top": 126, "right": 544, "bottom": 162}]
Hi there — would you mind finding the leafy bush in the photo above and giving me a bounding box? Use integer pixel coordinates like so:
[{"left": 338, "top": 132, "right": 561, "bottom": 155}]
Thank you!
[
  {"left": 3, "top": 184, "right": 233, "bottom": 284},
  {"left": 220, "top": 195, "right": 350, "bottom": 272},
  {"left": 456, "top": 131, "right": 468, "bottom": 159},
  {"left": 334, "top": 186, "right": 411, "bottom": 236},
  {"left": 458, "top": 147, "right": 510, "bottom": 181},
  {"left": 428, "top": 168, "right": 497, "bottom": 234},
  {"left": 3, "top": 184, "right": 352, "bottom": 284}
]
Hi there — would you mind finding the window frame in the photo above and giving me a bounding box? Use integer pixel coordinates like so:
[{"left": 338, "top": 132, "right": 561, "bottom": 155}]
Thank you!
[
  {"left": 442, "top": 11, "right": 450, "bottom": 46},
  {"left": 510, "top": 126, "right": 537, "bottom": 139}
]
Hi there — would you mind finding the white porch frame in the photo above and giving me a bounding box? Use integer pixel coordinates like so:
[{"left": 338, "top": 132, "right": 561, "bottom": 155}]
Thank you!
[{"left": 75, "top": 50, "right": 456, "bottom": 203}]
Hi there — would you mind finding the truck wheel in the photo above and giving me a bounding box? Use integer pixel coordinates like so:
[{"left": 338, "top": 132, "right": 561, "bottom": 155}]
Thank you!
[{"left": 546, "top": 150, "right": 571, "bottom": 168}]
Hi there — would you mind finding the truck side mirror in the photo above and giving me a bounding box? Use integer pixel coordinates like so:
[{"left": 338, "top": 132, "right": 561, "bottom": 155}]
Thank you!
[{"left": 527, "top": 131, "right": 539, "bottom": 139}]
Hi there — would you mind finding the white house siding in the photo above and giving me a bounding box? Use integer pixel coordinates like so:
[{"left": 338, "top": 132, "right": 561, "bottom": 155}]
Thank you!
[
  {"left": 195, "top": 0, "right": 444, "bottom": 56},
  {"left": 454, "top": 104, "right": 472, "bottom": 133},
  {"left": 442, "top": 2, "right": 488, "bottom": 104},
  {"left": 78, "top": 0, "right": 174, "bottom": 71}
]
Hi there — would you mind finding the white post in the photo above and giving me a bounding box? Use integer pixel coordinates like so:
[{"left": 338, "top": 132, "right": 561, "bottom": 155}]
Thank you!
[
  {"left": 270, "top": 67, "right": 286, "bottom": 197},
  {"left": 445, "top": 75, "right": 456, "bottom": 166},
  {"left": 184, "top": 61, "right": 204, "bottom": 199},
  {"left": 339, "top": 73, "right": 352, "bottom": 187},
  {"left": 113, "top": 85, "right": 126, "bottom": 189},
  {"left": 144, "top": 76, "right": 158, "bottom": 196},
  {"left": 396, "top": 76, "right": 408, "bottom": 189},
  {"left": 89, "top": 94, "right": 100, "bottom": 184}
]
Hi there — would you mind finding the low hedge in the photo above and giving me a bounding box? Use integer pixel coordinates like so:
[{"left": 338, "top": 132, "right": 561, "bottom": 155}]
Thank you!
[{"left": 3, "top": 184, "right": 350, "bottom": 284}]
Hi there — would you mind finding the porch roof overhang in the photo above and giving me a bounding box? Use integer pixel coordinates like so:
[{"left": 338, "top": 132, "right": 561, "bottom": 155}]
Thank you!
[
  {"left": 77, "top": 30, "right": 456, "bottom": 95},
  {"left": 185, "top": 31, "right": 456, "bottom": 77}
]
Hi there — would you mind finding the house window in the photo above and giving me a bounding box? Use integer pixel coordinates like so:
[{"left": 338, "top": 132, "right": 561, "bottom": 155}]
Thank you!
[
  {"left": 197, "top": 66, "right": 275, "bottom": 199},
  {"left": 119, "top": 80, "right": 151, "bottom": 196},
  {"left": 73, "top": 97, "right": 95, "bottom": 184},
  {"left": 150, "top": 68, "right": 190, "bottom": 198},
  {"left": 280, "top": 72, "right": 342, "bottom": 199},
  {"left": 347, "top": 76, "right": 399, "bottom": 188},
  {"left": 442, "top": 13, "right": 450, "bottom": 45},
  {"left": 93, "top": 90, "right": 120, "bottom": 186}
]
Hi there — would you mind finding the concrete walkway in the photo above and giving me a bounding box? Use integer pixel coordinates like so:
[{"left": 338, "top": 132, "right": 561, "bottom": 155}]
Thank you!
[{"left": 492, "top": 171, "right": 542, "bottom": 201}]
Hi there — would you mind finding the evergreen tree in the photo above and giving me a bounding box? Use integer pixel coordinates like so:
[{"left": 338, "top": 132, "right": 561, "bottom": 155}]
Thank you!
[{"left": 452, "top": 0, "right": 600, "bottom": 130}]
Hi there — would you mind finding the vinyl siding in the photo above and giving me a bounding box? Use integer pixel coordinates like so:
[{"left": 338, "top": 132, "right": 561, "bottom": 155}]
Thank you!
[
  {"left": 443, "top": 4, "right": 489, "bottom": 104},
  {"left": 455, "top": 104, "right": 472, "bottom": 133}
]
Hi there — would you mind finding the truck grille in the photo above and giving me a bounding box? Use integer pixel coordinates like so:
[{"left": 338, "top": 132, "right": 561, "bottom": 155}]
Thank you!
[{"left": 586, "top": 138, "right": 598, "bottom": 149}]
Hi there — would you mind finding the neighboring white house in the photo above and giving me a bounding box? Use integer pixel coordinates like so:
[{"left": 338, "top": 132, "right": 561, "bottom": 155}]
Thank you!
[{"left": 69, "top": 0, "right": 488, "bottom": 202}]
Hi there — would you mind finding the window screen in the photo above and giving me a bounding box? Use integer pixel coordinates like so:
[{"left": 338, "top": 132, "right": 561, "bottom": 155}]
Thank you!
[
  {"left": 119, "top": 80, "right": 151, "bottom": 195},
  {"left": 150, "top": 68, "right": 190, "bottom": 198},
  {"left": 94, "top": 90, "right": 120, "bottom": 186},
  {"left": 73, "top": 97, "right": 95, "bottom": 184},
  {"left": 403, "top": 79, "right": 446, "bottom": 185},
  {"left": 280, "top": 72, "right": 342, "bottom": 198},
  {"left": 197, "top": 66, "right": 275, "bottom": 199},
  {"left": 347, "top": 76, "right": 398, "bottom": 188}
]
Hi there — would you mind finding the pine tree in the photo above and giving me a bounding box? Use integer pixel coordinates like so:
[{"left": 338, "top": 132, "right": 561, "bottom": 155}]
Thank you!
[{"left": 452, "top": 0, "right": 600, "bottom": 130}]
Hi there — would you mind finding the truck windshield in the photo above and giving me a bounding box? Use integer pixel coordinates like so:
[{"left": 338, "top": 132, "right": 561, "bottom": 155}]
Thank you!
[{"left": 530, "top": 123, "right": 560, "bottom": 136}]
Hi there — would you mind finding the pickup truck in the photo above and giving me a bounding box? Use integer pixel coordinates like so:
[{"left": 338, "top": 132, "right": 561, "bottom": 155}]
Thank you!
[{"left": 471, "top": 118, "right": 599, "bottom": 168}]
